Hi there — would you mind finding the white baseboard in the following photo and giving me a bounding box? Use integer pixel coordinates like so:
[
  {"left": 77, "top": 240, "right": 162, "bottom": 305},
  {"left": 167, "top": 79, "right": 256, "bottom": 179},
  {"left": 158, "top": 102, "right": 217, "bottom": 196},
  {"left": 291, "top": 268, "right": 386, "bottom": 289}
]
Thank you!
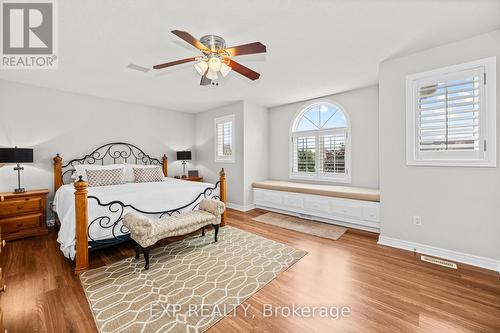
[
  {"left": 378, "top": 236, "right": 500, "bottom": 273},
  {"left": 226, "top": 202, "right": 255, "bottom": 212}
]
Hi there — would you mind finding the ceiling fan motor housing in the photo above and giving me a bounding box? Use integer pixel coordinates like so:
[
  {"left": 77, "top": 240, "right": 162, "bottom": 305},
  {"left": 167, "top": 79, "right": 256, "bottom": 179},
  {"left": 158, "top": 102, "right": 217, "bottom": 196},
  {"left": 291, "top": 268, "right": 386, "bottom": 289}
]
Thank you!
[{"left": 200, "top": 35, "right": 226, "bottom": 52}]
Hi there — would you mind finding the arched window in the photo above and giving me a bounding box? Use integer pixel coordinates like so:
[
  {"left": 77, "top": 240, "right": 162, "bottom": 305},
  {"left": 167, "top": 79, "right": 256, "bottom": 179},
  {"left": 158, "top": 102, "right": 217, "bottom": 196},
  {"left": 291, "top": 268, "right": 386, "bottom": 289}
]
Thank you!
[{"left": 290, "top": 102, "right": 351, "bottom": 183}]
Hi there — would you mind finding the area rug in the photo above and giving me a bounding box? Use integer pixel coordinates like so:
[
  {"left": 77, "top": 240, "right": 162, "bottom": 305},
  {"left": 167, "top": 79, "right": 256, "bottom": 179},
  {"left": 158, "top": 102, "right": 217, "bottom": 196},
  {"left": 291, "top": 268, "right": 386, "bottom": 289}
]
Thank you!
[
  {"left": 80, "top": 226, "right": 306, "bottom": 333},
  {"left": 252, "top": 212, "right": 347, "bottom": 240}
]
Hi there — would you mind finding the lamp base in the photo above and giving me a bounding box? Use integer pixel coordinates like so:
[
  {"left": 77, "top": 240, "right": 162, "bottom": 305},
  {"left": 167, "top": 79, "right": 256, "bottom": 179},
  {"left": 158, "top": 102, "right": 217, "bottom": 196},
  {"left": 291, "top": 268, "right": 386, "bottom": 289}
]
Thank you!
[{"left": 14, "top": 188, "right": 26, "bottom": 193}]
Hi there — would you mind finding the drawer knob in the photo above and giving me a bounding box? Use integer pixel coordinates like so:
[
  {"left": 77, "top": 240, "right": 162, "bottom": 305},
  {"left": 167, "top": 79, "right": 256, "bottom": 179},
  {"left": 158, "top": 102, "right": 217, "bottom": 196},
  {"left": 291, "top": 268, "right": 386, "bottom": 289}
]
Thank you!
[
  {"left": 1, "top": 240, "right": 5, "bottom": 247},
  {"left": 0, "top": 284, "right": 6, "bottom": 292}
]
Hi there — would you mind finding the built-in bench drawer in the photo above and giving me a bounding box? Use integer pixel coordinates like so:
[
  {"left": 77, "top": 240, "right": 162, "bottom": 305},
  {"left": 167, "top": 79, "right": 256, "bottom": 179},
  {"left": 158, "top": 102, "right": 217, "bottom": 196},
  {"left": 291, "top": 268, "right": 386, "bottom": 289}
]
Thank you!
[
  {"left": 331, "top": 202, "right": 362, "bottom": 219},
  {"left": 254, "top": 189, "right": 282, "bottom": 205},
  {"left": 304, "top": 197, "right": 330, "bottom": 214},
  {"left": 362, "top": 206, "right": 379, "bottom": 222},
  {"left": 282, "top": 194, "right": 303, "bottom": 210}
]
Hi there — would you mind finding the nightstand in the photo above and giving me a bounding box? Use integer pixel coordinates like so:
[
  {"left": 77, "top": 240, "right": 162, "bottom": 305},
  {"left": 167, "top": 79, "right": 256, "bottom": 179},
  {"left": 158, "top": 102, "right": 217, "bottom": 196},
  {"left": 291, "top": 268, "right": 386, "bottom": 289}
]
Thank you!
[
  {"left": 177, "top": 176, "right": 203, "bottom": 182},
  {"left": 0, "top": 189, "right": 49, "bottom": 241}
]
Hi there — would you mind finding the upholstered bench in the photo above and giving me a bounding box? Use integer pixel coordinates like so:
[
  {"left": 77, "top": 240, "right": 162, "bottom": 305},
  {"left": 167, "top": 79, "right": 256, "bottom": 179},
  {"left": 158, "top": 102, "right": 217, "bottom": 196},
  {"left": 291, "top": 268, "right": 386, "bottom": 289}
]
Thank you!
[{"left": 123, "top": 199, "right": 225, "bottom": 270}]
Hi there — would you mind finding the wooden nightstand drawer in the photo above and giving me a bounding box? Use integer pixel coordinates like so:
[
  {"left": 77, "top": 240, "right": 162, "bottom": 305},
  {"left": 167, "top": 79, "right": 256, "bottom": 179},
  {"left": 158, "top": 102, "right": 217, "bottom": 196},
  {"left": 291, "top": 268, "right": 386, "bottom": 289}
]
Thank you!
[
  {"left": 0, "top": 189, "right": 48, "bottom": 240},
  {"left": 0, "top": 197, "right": 42, "bottom": 217},
  {"left": 1, "top": 213, "right": 43, "bottom": 233}
]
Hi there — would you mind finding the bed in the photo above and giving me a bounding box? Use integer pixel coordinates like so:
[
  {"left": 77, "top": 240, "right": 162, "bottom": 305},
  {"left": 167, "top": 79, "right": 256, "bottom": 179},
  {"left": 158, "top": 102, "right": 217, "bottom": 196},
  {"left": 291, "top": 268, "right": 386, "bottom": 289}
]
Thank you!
[{"left": 52, "top": 142, "right": 227, "bottom": 274}]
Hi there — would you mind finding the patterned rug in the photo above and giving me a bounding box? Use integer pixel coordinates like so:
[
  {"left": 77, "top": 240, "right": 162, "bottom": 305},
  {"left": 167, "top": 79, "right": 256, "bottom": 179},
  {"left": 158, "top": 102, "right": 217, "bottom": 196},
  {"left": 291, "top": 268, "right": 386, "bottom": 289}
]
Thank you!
[
  {"left": 252, "top": 212, "right": 347, "bottom": 240},
  {"left": 80, "top": 226, "right": 306, "bottom": 333}
]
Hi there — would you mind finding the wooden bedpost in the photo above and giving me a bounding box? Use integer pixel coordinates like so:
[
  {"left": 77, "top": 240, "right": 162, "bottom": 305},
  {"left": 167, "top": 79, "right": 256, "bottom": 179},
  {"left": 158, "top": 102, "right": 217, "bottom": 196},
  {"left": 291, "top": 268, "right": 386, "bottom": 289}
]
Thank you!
[
  {"left": 53, "top": 154, "right": 63, "bottom": 192},
  {"left": 162, "top": 154, "right": 168, "bottom": 177},
  {"left": 74, "top": 177, "right": 89, "bottom": 274},
  {"left": 219, "top": 168, "right": 227, "bottom": 226}
]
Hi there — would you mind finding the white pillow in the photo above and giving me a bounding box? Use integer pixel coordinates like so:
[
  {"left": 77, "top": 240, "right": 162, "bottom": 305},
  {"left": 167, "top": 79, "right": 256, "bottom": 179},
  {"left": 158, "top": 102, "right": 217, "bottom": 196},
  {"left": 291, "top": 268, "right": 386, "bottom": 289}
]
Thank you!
[
  {"left": 124, "top": 164, "right": 162, "bottom": 182},
  {"left": 73, "top": 164, "right": 125, "bottom": 182}
]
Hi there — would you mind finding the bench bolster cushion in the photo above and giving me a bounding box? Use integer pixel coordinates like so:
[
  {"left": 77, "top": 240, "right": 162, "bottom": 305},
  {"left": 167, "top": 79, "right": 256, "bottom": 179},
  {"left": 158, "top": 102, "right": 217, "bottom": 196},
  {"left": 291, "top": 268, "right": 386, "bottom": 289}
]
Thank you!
[{"left": 199, "top": 199, "right": 225, "bottom": 216}]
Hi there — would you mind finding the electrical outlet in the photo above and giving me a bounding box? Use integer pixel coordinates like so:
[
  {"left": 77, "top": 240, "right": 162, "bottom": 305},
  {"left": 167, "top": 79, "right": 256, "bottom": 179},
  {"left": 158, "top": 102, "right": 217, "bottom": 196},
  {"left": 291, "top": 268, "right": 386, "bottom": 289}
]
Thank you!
[{"left": 413, "top": 215, "right": 422, "bottom": 226}]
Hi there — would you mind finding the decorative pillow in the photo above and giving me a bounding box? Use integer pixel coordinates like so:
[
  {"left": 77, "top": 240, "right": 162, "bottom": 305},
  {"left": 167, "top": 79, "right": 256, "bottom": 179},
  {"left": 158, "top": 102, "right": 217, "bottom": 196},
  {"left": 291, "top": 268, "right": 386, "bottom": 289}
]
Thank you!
[
  {"left": 73, "top": 164, "right": 125, "bottom": 181},
  {"left": 133, "top": 166, "right": 164, "bottom": 183},
  {"left": 86, "top": 168, "right": 124, "bottom": 187},
  {"left": 124, "top": 164, "right": 161, "bottom": 182}
]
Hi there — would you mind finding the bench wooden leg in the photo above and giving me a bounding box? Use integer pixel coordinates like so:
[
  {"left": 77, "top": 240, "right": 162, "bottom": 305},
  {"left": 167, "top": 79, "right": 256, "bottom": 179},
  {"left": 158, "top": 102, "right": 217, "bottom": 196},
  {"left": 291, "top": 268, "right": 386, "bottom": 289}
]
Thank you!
[
  {"left": 201, "top": 226, "right": 205, "bottom": 237},
  {"left": 213, "top": 224, "right": 219, "bottom": 242},
  {"left": 134, "top": 244, "right": 141, "bottom": 259},
  {"left": 143, "top": 246, "right": 151, "bottom": 270}
]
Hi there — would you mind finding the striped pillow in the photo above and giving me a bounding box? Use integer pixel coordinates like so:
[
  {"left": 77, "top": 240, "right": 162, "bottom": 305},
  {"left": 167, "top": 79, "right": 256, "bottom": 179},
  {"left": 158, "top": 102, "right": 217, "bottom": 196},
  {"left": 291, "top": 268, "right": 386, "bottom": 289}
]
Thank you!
[
  {"left": 86, "top": 168, "right": 124, "bottom": 187},
  {"left": 133, "top": 166, "right": 164, "bottom": 183}
]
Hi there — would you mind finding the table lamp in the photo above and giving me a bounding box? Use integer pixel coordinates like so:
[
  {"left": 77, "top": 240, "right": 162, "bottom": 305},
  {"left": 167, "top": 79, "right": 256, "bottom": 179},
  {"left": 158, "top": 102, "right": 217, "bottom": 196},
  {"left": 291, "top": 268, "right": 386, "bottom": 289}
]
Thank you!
[
  {"left": 0, "top": 146, "right": 34, "bottom": 193},
  {"left": 176, "top": 151, "right": 192, "bottom": 178}
]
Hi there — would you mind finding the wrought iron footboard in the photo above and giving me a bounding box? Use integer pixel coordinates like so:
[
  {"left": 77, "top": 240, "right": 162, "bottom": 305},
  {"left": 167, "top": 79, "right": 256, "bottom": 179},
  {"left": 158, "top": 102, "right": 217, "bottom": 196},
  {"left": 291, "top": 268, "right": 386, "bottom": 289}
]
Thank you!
[{"left": 86, "top": 181, "right": 221, "bottom": 251}]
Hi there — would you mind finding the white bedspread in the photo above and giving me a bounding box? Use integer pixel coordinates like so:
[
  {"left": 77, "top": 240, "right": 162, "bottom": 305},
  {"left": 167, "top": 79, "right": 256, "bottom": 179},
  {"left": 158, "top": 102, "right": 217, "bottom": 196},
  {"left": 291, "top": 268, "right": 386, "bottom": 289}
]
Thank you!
[{"left": 53, "top": 178, "right": 217, "bottom": 259}]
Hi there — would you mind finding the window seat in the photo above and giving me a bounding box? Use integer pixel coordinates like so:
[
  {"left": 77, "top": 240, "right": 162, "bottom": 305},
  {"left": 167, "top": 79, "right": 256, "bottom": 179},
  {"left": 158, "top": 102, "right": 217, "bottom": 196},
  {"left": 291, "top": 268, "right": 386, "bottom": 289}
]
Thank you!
[
  {"left": 252, "top": 180, "right": 380, "bottom": 232},
  {"left": 252, "top": 180, "right": 380, "bottom": 202}
]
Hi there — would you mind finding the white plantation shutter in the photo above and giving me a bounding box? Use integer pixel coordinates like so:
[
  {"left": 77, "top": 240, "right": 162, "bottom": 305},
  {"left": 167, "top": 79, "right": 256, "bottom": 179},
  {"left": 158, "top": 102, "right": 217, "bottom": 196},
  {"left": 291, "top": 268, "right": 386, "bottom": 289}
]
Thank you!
[
  {"left": 417, "top": 69, "right": 481, "bottom": 152},
  {"left": 290, "top": 102, "right": 351, "bottom": 182},
  {"left": 319, "top": 133, "right": 346, "bottom": 174},
  {"left": 406, "top": 57, "right": 496, "bottom": 167},
  {"left": 215, "top": 115, "right": 235, "bottom": 162},
  {"left": 293, "top": 135, "right": 316, "bottom": 173}
]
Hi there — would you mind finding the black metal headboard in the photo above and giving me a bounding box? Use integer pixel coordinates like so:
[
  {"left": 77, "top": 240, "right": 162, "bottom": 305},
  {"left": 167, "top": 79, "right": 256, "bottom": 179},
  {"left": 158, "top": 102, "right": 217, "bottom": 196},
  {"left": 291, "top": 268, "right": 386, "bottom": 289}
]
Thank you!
[{"left": 61, "top": 142, "right": 162, "bottom": 184}]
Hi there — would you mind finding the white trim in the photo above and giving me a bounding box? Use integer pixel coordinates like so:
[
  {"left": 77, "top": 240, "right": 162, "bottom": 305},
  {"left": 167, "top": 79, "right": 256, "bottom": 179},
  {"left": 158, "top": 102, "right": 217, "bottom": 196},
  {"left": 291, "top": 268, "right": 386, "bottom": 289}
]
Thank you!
[
  {"left": 405, "top": 56, "right": 497, "bottom": 167},
  {"left": 378, "top": 236, "right": 500, "bottom": 273},
  {"left": 214, "top": 114, "right": 236, "bottom": 163},
  {"left": 226, "top": 202, "right": 255, "bottom": 212},
  {"left": 289, "top": 99, "right": 352, "bottom": 183}
]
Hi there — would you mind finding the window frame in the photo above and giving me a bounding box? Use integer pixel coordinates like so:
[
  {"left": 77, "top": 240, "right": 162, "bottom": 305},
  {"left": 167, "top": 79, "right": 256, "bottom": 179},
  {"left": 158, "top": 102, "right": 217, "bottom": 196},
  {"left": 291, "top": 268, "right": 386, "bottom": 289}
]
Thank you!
[
  {"left": 406, "top": 57, "right": 497, "bottom": 167},
  {"left": 214, "top": 114, "right": 235, "bottom": 163},
  {"left": 289, "top": 100, "right": 352, "bottom": 183}
]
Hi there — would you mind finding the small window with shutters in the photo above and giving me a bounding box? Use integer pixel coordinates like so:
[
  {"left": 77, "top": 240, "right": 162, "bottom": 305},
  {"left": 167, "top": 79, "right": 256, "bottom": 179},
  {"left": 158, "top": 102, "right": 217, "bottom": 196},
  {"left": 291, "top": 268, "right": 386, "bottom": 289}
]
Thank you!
[
  {"left": 406, "top": 57, "right": 496, "bottom": 167},
  {"left": 290, "top": 102, "right": 351, "bottom": 183},
  {"left": 214, "top": 114, "right": 235, "bottom": 163}
]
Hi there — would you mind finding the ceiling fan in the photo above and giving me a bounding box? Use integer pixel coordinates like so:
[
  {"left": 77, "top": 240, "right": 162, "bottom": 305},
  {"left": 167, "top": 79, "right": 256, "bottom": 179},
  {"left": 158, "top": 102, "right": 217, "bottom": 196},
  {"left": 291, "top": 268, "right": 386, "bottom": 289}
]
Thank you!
[{"left": 152, "top": 30, "right": 266, "bottom": 86}]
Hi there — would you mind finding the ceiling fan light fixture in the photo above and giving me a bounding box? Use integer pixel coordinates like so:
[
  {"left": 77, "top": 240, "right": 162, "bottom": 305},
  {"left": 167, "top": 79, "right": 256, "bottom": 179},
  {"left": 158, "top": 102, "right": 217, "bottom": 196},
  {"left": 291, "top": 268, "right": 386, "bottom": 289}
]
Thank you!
[
  {"left": 220, "top": 62, "right": 232, "bottom": 77},
  {"left": 194, "top": 60, "right": 208, "bottom": 76},
  {"left": 206, "top": 69, "right": 218, "bottom": 80},
  {"left": 208, "top": 57, "right": 222, "bottom": 72}
]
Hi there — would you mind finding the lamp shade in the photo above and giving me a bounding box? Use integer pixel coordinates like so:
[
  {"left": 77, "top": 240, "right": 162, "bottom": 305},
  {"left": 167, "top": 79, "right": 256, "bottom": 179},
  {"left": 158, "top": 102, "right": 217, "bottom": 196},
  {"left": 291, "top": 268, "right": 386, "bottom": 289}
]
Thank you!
[
  {"left": 0, "top": 147, "right": 33, "bottom": 163},
  {"left": 176, "top": 151, "right": 192, "bottom": 161},
  {"left": 194, "top": 61, "right": 208, "bottom": 76}
]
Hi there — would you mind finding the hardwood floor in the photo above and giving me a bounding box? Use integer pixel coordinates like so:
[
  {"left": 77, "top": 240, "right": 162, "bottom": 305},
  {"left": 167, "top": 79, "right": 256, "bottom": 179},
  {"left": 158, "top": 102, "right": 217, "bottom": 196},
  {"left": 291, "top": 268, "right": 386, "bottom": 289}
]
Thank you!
[{"left": 1, "top": 208, "right": 499, "bottom": 332}]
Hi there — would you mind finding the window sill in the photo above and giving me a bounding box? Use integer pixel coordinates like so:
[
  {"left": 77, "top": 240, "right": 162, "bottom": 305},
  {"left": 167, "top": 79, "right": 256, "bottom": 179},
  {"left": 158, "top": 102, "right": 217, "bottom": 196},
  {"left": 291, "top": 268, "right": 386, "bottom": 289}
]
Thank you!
[
  {"left": 407, "top": 159, "right": 497, "bottom": 167},
  {"left": 290, "top": 174, "right": 351, "bottom": 184},
  {"left": 215, "top": 158, "right": 235, "bottom": 164}
]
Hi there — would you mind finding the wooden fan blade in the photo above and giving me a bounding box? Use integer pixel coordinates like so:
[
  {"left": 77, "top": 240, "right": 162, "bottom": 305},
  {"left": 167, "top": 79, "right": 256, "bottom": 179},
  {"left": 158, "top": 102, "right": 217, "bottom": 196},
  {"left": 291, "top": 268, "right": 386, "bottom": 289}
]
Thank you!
[
  {"left": 224, "top": 42, "right": 266, "bottom": 57},
  {"left": 226, "top": 59, "right": 260, "bottom": 80},
  {"left": 200, "top": 68, "right": 211, "bottom": 86},
  {"left": 171, "top": 30, "right": 209, "bottom": 52},
  {"left": 153, "top": 57, "right": 198, "bottom": 70}
]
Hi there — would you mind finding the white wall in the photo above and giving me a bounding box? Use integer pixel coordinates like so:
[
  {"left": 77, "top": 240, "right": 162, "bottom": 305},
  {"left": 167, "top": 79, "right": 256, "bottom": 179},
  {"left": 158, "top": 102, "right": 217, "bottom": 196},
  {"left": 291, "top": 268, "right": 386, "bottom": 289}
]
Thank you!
[
  {"left": 243, "top": 101, "right": 269, "bottom": 206},
  {"left": 0, "top": 80, "right": 196, "bottom": 201},
  {"left": 194, "top": 101, "right": 268, "bottom": 208},
  {"left": 379, "top": 29, "right": 500, "bottom": 261},
  {"left": 268, "top": 85, "right": 379, "bottom": 188},
  {"left": 194, "top": 101, "right": 245, "bottom": 206}
]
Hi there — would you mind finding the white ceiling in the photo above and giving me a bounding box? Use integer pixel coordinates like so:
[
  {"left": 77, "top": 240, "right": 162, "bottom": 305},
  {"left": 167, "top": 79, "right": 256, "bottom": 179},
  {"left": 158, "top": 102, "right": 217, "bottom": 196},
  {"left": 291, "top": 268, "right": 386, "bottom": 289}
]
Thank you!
[{"left": 1, "top": 0, "right": 499, "bottom": 113}]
